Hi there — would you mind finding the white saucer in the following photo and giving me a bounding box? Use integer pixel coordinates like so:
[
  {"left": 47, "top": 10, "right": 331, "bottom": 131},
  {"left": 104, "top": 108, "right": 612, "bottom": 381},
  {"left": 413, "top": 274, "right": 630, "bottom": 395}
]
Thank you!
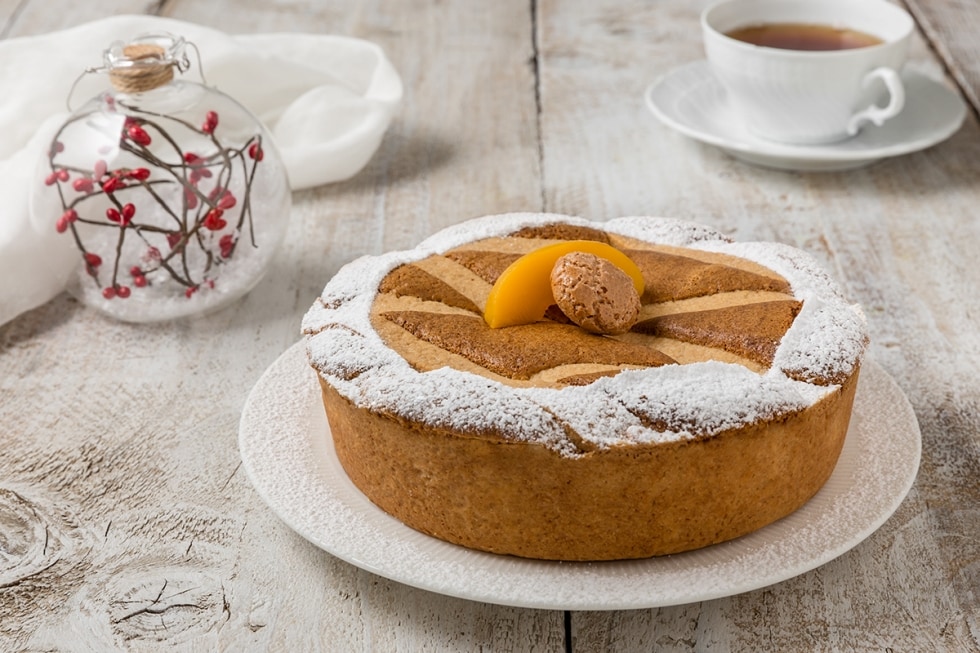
[
  {"left": 645, "top": 61, "right": 967, "bottom": 171},
  {"left": 239, "top": 342, "right": 920, "bottom": 611}
]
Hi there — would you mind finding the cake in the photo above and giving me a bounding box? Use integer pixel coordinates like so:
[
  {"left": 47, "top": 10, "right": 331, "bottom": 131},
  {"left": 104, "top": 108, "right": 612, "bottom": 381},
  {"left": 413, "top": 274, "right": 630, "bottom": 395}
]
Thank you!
[{"left": 302, "top": 213, "right": 868, "bottom": 561}]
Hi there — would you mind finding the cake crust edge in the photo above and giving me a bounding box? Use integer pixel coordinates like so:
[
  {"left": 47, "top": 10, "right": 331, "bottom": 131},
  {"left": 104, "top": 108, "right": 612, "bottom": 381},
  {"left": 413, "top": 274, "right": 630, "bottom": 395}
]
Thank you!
[{"left": 320, "top": 366, "right": 859, "bottom": 561}]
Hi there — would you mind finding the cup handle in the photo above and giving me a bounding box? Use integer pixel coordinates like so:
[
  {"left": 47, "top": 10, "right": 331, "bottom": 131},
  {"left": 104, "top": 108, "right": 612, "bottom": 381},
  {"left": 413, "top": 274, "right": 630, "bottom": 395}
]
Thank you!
[{"left": 847, "top": 67, "right": 905, "bottom": 135}]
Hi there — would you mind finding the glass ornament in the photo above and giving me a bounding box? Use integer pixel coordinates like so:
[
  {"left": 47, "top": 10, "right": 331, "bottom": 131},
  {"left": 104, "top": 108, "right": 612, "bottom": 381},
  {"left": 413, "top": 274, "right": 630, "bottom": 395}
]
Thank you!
[{"left": 32, "top": 33, "right": 290, "bottom": 322}]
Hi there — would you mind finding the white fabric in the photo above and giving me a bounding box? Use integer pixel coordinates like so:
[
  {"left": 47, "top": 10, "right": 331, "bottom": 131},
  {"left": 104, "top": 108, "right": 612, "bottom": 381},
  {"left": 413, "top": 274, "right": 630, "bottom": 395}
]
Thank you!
[{"left": 0, "top": 15, "right": 401, "bottom": 326}]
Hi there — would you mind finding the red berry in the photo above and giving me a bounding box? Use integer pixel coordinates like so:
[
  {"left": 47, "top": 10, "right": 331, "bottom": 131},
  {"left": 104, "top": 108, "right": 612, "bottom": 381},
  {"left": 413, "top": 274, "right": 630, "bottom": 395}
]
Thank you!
[
  {"left": 133, "top": 275, "right": 148, "bottom": 288},
  {"left": 93, "top": 160, "right": 108, "bottom": 179},
  {"left": 219, "top": 233, "right": 235, "bottom": 258},
  {"left": 121, "top": 203, "right": 136, "bottom": 224},
  {"left": 102, "top": 287, "right": 117, "bottom": 299},
  {"left": 84, "top": 252, "right": 102, "bottom": 267},
  {"left": 166, "top": 232, "right": 182, "bottom": 249},
  {"left": 56, "top": 169, "right": 70, "bottom": 182},
  {"left": 218, "top": 191, "right": 236, "bottom": 210},
  {"left": 106, "top": 208, "right": 121, "bottom": 223},
  {"left": 129, "top": 266, "right": 142, "bottom": 276},
  {"left": 102, "top": 176, "right": 122, "bottom": 194},
  {"left": 184, "top": 188, "right": 199, "bottom": 209},
  {"left": 190, "top": 168, "right": 213, "bottom": 183},
  {"left": 52, "top": 140, "right": 65, "bottom": 154},
  {"left": 44, "top": 171, "right": 57, "bottom": 186},
  {"left": 202, "top": 110, "right": 219, "bottom": 134},
  {"left": 72, "top": 177, "right": 94, "bottom": 193},
  {"left": 248, "top": 142, "right": 264, "bottom": 161},
  {"left": 207, "top": 187, "right": 237, "bottom": 209},
  {"left": 116, "top": 285, "right": 131, "bottom": 299},
  {"left": 184, "top": 152, "right": 201, "bottom": 164},
  {"left": 56, "top": 208, "right": 78, "bottom": 232},
  {"left": 203, "top": 208, "right": 227, "bottom": 231},
  {"left": 185, "top": 286, "right": 197, "bottom": 298},
  {"left": 127, "top": 124, "right": 151, "bottom": 146},
  {"left": 129, "top": 168, "right": 151, "bottom": 181}
]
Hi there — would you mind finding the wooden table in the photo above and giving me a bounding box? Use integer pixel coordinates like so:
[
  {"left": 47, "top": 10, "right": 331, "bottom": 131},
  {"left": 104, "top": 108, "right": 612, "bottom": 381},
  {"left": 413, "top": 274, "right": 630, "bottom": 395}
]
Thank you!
[{"left": 2, "top": 1, "right": 978, "bottom": 650}]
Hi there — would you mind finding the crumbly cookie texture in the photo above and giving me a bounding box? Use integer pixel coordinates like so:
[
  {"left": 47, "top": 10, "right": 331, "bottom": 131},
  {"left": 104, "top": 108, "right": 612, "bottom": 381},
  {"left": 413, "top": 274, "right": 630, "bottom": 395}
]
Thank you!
[{"left": 550, "top": 252, "right": 640, "bottom": 335}]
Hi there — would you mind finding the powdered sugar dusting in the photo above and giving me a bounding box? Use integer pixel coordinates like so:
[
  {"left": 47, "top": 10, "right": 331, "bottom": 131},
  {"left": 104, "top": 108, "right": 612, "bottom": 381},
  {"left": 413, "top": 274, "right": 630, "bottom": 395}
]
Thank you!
[
  {"left": 527, "top": 362, "right": 831, "bottom": 447},
  {"left": 303, "top": 214, "right": 868, "bottom": 456},
  {"left": 775, "top": 298, "right": 868, "bottom": 383},
  {"left": 604, "top": 215, "right": 732, "bottom": 246},
  {"left": 417, "top": 212, "right": 593, "bottom": 252}
]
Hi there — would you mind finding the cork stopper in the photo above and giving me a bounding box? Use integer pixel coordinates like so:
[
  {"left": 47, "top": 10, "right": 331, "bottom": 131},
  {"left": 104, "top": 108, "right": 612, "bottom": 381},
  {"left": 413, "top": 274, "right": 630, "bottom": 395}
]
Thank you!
[{"left": 108, "top": 43, "right": 174, "bottom": 93}]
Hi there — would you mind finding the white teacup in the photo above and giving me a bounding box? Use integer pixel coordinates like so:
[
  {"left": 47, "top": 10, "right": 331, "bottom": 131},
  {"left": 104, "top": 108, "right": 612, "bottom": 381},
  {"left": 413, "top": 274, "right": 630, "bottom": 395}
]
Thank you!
[{"left": 702, "top": 0, "right": 914, "bottom": 145}]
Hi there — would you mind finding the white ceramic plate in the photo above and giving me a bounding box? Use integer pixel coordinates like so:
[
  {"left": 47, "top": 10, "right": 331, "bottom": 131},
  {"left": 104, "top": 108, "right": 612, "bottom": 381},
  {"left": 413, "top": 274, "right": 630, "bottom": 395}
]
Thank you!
[
  {"left": 644, "top": 61, "right": 966, "bottom": 171},
  {"left": 239, "top": 342, "right": 920, "bottom": 610}
]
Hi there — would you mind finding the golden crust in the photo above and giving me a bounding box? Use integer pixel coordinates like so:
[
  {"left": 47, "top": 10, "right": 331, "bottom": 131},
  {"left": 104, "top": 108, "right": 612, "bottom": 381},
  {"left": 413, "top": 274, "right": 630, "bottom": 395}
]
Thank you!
[{"left": 321, "top": 368, "right": 858, "bottom": 560}]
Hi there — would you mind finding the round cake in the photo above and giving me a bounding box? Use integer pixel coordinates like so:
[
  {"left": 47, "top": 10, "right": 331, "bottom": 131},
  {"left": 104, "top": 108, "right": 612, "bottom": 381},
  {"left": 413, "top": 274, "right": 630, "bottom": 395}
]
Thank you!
[{"left": 303, "top": 213, "right": 868, "bottom": 561}]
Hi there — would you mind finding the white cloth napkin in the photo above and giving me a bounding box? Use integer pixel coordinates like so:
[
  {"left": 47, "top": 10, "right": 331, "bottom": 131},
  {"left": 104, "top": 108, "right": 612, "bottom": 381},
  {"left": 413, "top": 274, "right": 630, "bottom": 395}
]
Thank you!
[{"left": 0, "top": 15, "right": 401, "bottom": 326}]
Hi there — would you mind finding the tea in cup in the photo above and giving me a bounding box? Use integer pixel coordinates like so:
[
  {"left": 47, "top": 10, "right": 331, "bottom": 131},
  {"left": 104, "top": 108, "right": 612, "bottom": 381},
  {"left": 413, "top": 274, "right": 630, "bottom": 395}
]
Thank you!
[{"left": 701, "top": 0, "right": 914, "bottom": 145}]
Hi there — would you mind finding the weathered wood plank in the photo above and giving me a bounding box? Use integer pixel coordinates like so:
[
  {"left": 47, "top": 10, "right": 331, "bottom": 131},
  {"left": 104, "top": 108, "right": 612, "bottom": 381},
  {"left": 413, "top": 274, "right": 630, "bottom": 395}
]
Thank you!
[
  {"left": 0, "top": 0, "right": 560, "bottom": 650},
  {"left": 905, "top": 0, "right": 980, "bottom": 115},
  {"left": 536, "top": 0, "right": 980, "bottom": 650},
  {"left": 0, "top": 0, "right": 161, "bottom": 37},
  {"left": 3, "top": 0, "right": 979, "bottom": 650}
]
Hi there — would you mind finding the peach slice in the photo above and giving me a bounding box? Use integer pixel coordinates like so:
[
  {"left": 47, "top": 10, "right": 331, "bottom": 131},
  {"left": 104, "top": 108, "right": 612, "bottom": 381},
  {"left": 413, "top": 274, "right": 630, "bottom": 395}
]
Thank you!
[{"left": 483, "top": 240, "right": 645, "bottom": 328}]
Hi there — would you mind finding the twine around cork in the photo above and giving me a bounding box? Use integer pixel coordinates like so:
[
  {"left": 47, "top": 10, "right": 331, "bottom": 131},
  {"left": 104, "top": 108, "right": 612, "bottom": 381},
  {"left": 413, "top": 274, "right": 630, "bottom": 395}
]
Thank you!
[{"left": 109, "top": 43, "right": 174, "bottom": 93}]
